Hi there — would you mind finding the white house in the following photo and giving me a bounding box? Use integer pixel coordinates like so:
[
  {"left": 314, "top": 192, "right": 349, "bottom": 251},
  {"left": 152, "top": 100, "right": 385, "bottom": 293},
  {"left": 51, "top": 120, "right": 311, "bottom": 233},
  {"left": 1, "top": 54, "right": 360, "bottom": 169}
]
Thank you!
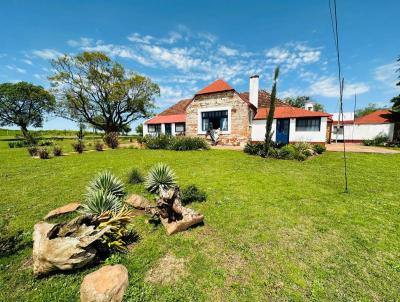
[
  {"left": 144, "top": 76, "right": 332, "bottom": 146},
  {"left": 331, "top": 110, "right": 395, "bottom": 142}
]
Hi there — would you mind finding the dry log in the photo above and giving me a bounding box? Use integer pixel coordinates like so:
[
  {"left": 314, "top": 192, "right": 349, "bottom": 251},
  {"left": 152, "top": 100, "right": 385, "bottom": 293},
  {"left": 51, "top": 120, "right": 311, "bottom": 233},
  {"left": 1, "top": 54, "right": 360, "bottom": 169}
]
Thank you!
[{"left": 32, "top": 215, "right": 110, "bottom": 277}]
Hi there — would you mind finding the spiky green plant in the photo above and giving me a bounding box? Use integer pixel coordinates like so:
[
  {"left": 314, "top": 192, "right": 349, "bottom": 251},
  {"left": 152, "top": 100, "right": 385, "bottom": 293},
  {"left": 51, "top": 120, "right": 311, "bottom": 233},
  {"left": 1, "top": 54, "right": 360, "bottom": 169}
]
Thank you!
[
  {"left": 145, "top": 163, "right": 177, "bottom": 194},
  {"left": 83, "top": 189, "right": 123, "bottom": 215},
  {"left": 87, "top": 171, "right": 126, "bottom": 199}
]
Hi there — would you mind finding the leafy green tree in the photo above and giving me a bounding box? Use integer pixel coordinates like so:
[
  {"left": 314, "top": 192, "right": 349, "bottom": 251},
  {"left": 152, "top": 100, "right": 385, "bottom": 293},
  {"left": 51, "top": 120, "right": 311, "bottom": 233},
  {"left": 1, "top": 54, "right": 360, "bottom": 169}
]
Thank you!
[
  {"left": 390, "top": 56, "right": 400, "bottom": 114},
  {"left": 355, "top": 103, "right": 383, "bottom": 118},
  {"left": 49, "top": 51, "right": 159, "bottom": 134},
  {"left": 390, "top": 56, "right": 400, "bottom": 140},
  {"left": 265, "top": 66, "right": 280, "bottom": 154},
  {"left": 0, "top": 82, "right": 55, "bottom": 143},
  {"left": 135, "top": 123, "right": 143, "bottom": 136},
  {"left": 284, "top": 96, "right": 325, "bottom": 112}
]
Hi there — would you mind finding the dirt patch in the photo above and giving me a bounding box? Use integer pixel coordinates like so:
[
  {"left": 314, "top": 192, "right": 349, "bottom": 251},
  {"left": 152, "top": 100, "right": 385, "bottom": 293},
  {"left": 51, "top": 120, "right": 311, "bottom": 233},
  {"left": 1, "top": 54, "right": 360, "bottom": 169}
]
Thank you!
[{"left": 145, "top": 254, "right": 187, "bottom": 285}]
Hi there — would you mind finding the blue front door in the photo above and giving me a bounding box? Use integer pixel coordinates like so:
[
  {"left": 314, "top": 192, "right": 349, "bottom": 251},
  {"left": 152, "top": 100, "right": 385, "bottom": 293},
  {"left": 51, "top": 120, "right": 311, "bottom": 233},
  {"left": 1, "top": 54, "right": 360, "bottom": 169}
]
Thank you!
[{"left": 276, "top": 119, "right": 290, "bottom": 144}]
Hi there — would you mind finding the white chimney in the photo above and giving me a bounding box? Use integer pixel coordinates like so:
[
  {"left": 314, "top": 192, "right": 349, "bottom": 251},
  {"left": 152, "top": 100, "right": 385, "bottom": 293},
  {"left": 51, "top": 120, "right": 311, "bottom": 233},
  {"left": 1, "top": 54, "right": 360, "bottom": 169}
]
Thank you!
[
  {"left": 304, "top": 101, "right": 314, "bottom": 111},
  {"left": 249, "top": 75, "right": 259, "bottom": 108}
]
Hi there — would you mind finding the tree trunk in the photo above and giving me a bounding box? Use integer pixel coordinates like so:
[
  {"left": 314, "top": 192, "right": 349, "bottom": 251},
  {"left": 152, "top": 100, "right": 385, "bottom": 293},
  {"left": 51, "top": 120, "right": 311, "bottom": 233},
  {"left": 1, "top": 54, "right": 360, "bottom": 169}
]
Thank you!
[
  {"left": 146, "top": 187, "right": 204, "bottom": 235},
  {"left": 20, "top": 124, "right": 34, "bottom": 144}
]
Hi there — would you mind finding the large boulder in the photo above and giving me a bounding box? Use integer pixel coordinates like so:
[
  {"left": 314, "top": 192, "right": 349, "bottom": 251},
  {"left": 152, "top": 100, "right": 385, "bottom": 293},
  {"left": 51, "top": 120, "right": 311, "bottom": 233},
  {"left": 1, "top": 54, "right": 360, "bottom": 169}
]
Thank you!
[
  {"left": 44, "top": 202, "right": 81, "bottom": 220},
  {"left": 125, "top": 194, "right": 151, "bottom": 210},
  {"left": 80, "top": 265, "right": 129, "bottom": 302},
  {"left": 32, "top": 216, "right": 110, "bottom": 276}
]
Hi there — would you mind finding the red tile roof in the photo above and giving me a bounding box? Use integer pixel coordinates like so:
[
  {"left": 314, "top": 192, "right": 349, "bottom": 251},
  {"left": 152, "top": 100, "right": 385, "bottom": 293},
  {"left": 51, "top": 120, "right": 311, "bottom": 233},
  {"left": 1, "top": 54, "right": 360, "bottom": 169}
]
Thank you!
[
  {"left": 145, "top": 114, "right": 186, "bottom": 124},
  {"left": 239, "top": 90, "right": 289, "bottom": 108},
  {"left": 254, "top": 106, "right": 331, "bottom": 120},
  {"left": 158, "top": 99, "right": 192, "bottom": 116},
  {"left": 354, "top": 109, "right": 394, "bottom": 124},
  {"left": 195, "top": 79, "right": 234, "bottom": 95}
]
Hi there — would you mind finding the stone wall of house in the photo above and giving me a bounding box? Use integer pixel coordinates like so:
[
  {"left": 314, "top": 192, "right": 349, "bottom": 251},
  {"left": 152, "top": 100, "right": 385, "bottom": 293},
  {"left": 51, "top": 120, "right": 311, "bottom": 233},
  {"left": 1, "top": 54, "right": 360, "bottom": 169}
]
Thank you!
[{"left": 185, "top": 91, "right": 252, "bottom": 146}]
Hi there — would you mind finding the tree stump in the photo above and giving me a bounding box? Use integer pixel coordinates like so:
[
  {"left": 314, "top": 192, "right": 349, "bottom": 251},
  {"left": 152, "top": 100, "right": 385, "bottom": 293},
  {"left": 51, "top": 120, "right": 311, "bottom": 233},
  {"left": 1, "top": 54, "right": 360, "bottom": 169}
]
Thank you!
[{"left": 147, "top": 187, "right": 204, "bottom": 235}]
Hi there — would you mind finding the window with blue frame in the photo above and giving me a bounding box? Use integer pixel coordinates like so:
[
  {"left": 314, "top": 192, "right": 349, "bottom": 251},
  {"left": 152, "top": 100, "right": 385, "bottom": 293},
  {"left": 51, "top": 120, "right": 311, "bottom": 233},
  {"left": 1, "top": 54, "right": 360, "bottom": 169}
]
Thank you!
[
  {"left": 295, "top": 118, "right": 321, "bottom": 131},
  {"left": 201, "top": 110, "right": 228, "bottom": 131}
]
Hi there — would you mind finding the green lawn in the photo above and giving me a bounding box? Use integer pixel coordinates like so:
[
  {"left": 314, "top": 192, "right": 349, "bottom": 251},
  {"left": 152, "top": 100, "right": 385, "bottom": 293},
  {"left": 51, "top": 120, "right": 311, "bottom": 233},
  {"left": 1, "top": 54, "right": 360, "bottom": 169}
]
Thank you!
[{"left": 0, "top": 140, "right": 399, "bottom": 301}]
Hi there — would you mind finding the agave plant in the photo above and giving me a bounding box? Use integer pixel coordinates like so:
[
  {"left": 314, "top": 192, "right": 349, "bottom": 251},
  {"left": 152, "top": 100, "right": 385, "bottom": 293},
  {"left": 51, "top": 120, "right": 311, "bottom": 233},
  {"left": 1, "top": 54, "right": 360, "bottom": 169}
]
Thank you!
[
  {"left": 87, "top": 171, "right": 126, "bottom": 199},
  {"left": 83, "top": 189, "right": 123, "bottom": 215},
  {"left": 83, "top": 171, "right": 126, "bottom": 215},
  {"left": 145, "top": 163, "right": 177, "bottom": 194}
]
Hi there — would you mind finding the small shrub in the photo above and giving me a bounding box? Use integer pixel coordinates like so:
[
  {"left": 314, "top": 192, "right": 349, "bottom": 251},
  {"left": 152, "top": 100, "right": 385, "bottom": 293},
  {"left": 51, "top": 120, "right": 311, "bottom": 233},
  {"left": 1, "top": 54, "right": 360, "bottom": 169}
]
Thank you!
[
  {"left": 145, "top": 163, "right": 177, "bottom": 194},
  {"left": 362, "top": 134, "right": 389, "bottom": 146},
  {"left": 38, "top": 140, "right": 54, "bottom": 147},
  {"left": 278, "top": 144, "right": 297, "bottom": 160},
  {"left": 72, "top": 140, "right": 85, "bottom": 153},
  {"left": 313, "top": 144, "right": 326, "bottom": 154},
  {"left": 181, "top": 185, "right": 207, "bottom": 205},
  {"left": 143, "top": 134, "right": 172, "bottom": 149},
  {"left": 38, "top": 148, "right": 50, "bottom": 159},
  {"left": 53, "top": 146, "right": 63, "bottom": 156},
  {"left": 95, "top": 141, "right": 104, "bottom": 151},
  {"left": 8, "top": 140, "right": 30, "bottom": 148},
  {"left": 244, "top": 142, "right": 264, "bottom": 155},
  {"left": 128, "top": 168, "right": 144, "bottom": 184},
  {"left": 136, "top": 136, "right": 145, "bottom": 145},
  {"left": 267, "top": 147, "right": 280, "bottom": 158},
  {"left": 104, "top": 132, "right": 119, "bottom": 149},
  {"left": 294, "top": 152, "right": 307, "bottom": 161},
  {"left": 293, "top": 142, "right": 312, "bottom": 154},
  {"left": 27, "top": 146, "right": 38, "bottom": 157},
  {"left": 169, "top": 136, "right": 209, "bottom": 151}
]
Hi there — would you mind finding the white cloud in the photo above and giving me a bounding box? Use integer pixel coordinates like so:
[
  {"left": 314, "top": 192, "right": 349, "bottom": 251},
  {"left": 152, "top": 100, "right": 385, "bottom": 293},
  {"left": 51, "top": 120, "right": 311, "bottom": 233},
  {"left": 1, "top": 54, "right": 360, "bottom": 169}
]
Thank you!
[
  {"left": 6, "top": 65, "right": 26, "bottom": 74},
  {"left": 32, "top": 49, "right": 62, "bottom": 60},
  {"left": 160, "top": 31, "right": 182, "bottom": 44},
  {"left": 309, "top": 76, "right": 369, "bottom": 98},
  {"left": 265, "top": 42, "right": 321, "bottom": 70},
  {"left": 219, "top": 46, "right": 239, "bottom": 56},
  {"left": 127, "top": 33, "right": 154, "bottom": 44},
  {"left": 374, "top": 62, "right": 399, "bottom": 88},
  {"left": 67, "top": 37, "right": 93, "bottom": 47},
  {"left": 21, "top": 59, "right": 33, "bottom": 65},
  {"left": 140, "top": 44, "right": 205, "bottom": 71},
  {"left": 81, "top": 42, "right": 154, "bottom": 67}
]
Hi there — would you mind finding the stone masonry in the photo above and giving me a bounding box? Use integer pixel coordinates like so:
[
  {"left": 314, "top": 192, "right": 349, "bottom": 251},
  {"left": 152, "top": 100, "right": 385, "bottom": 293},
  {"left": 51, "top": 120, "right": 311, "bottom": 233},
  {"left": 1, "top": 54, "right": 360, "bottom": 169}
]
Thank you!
[{"left": 185, "top": 91, "right": 252, "bottom": 146}]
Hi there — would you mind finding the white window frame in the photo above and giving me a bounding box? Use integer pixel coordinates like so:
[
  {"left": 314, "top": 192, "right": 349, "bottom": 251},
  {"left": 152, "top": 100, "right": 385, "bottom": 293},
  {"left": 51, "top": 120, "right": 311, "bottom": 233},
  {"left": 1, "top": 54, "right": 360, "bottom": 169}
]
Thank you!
[{"left": 197, "top": 106, "right": 231, "bottom": 134}]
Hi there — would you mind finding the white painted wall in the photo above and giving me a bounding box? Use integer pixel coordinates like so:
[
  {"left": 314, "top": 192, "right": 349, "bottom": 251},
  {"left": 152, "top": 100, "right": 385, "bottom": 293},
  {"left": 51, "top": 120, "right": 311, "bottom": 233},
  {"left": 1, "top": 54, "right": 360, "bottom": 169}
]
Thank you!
[
  {"left": 251, "top": 117, "right": 328, "bottom": 143},
  {"left": 251, "top": 119, "right": 277, "bottom": 142},
  {"left": 289, "top": 117, "right": 328, "bottom": 143},
  {"left": 332, "top": 123, "right": 394, "bottom": 141},
  {"left": 331, "top": 112, "right": 354, "bottom": 122}
]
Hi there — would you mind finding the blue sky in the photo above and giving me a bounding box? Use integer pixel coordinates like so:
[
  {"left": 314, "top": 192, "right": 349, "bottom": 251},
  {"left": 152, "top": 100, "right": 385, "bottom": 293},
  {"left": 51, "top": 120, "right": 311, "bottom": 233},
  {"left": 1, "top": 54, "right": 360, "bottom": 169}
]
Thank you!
[{"left": 1, "top": 0, "right": 399, "bottom": 130}]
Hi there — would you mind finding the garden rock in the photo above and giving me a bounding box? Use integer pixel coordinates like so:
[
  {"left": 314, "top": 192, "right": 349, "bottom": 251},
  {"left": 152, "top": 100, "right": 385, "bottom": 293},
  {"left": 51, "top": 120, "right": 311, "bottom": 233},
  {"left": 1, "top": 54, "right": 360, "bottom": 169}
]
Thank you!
[
  {"left": 44, "top": 202, "right": 81, "bottom": 220},
  {"left": 32, "top": 216, "right": 111, "bottom": 276},
  {"left": 125, "top": 194, "right": 151, "bottom": 210},
  {"left": 80, "top": 265, "right": 128, "bottom": 302}
]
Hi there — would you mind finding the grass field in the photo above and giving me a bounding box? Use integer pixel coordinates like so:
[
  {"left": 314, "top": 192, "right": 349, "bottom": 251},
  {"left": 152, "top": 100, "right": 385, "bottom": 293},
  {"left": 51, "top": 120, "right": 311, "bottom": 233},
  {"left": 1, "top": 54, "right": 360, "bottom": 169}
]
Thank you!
[{"left": 0, "top": 139, "right": 399, "bottom": 301}]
